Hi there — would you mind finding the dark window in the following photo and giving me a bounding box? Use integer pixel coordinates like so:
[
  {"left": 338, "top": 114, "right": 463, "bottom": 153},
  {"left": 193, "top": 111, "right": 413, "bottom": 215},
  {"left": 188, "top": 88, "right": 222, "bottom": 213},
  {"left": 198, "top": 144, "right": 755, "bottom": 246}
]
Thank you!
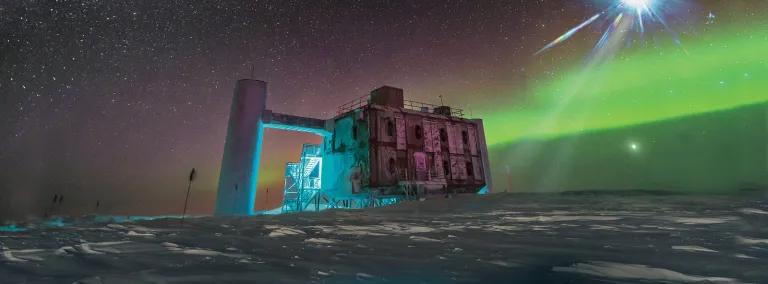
[
  {"left": 439, "top": 128, "right": 447, "bottom": 142},
  {"left": 387, "top": 120, "right": 394, "bottom": 137},
  {"left": 466, "top": 162, "right": 474, "bottom": 177},
  {"left": 387, "top": 158, "right": 396, "bottom": 175},
  {"left": 462, "top": 130, "right": 468, "bottom": 144},
  {"left": 414, "top": 125, "right": 423, "bottom": 140},
  {"left": 443, "top": 160, "right": 450, "bottom": 176},
  {"left": 352, "top": 124, "right": 358, "bottom": 140}
]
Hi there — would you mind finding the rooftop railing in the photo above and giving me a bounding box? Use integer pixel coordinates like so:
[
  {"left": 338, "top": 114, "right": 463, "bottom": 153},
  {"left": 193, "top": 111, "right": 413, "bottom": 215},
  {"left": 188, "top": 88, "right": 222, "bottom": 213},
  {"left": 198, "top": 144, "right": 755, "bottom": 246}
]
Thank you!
[
  {"left": 336, "top": 95, "right": 371, "bottom": 115},
  {"left": 403, "top": 100, "right": 465, "bottom": 118},
  {"left": 336, "top": 96, "right": 466, "bottom": 118}
]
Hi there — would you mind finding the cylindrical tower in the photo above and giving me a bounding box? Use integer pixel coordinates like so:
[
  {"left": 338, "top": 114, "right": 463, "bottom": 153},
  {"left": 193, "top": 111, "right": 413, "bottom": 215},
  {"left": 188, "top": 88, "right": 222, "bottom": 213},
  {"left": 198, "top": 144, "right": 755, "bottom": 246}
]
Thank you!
[{"left": 215, "top": 79, "right": 268, "bottom": 216}]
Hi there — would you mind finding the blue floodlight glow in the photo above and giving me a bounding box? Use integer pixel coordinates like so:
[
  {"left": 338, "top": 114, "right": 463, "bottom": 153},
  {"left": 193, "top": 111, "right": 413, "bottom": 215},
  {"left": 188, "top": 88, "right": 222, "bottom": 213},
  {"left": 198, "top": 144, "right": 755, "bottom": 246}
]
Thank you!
[
  {"left": 0, "top": 224, "right": 27, "bottom": 232},
  {"left": 247, "top": 122, "right": 265, "bottom": 215},
  {"left": 264, "top": 122, "right": 332, "bottom": 136}
]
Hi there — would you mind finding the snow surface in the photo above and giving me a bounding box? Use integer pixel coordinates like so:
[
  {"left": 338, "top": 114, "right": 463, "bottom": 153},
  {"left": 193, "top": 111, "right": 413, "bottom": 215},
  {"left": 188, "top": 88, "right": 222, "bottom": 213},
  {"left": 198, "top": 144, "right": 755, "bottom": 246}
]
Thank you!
[
  {"left": 553, "top": 261, "right": 742, "bottom": 283},
  {"left": 0, "top": 193, "right": 767, "bottom": 283},
  {"left": 671, "top": 245, "right": 719, "bottom": 253}
]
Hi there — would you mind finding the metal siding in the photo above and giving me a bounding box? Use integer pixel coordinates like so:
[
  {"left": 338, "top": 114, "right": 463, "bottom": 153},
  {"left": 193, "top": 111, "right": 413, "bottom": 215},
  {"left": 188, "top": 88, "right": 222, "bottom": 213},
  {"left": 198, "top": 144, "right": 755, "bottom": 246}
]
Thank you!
[
  {"left": 369, "top": 144, "right": 378, "bottom": 185},
  {"left": 434, "top": 152, "right": 444, "bottom": 178},
  {"left": 447, "top": 123, "right": 456, "bottom": 154},
  {"left": 472, "top": 156, "right": 482, "bottom": 180},
  {"left": 406, "top": 116, "right": 423, "bottom": 146},
  {"left": 455, "top": 124, "right": 465, "bottom": 155},
  {"left": 472, "top": 118, "right": 492, "bottom": 193},
  {"left": 431, "top": 122, "right": 442, "bottom": 154},
  {"left": 395, "top": 114, "right": 406, "bottom": 150},
  {"left": 414, "top": 152, "right": 427, "bottom": 170},
  {"left": 468, "top": 125, "right": 478, "bottom": 156},
  {"left": 378, "top": 146, "right": 397, "bottom": 185},
  {"left": 377, "top": 111, "right": 395, "bottom": 144},
  {"left": 334, "top": 116, "right": 358, "bottom": 152},
  {"left": 414, "top": 151, "right": 427, "bottom": 181},
  {"left": 450, "top": 155, "right": 459, "bottom": 179},
  {"left": 350, "top": 167, "right": 362, "bottom": 194},
  {"left": 457, "top": 156, "right": 467, "bottom": 180},
  {"left": 423, "top": 120, "right": 434, "bottom": 152}
]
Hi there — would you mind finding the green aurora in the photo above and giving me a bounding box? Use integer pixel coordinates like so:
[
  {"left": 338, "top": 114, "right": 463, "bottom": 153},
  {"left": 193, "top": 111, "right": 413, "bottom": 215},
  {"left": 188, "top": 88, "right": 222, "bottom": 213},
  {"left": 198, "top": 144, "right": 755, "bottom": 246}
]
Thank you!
[
  {"left": 481, "top": 23, "right": 768, "bottom": 193},
  {"left": 481, "top": 23, "right": 768, "bottom": 146}
]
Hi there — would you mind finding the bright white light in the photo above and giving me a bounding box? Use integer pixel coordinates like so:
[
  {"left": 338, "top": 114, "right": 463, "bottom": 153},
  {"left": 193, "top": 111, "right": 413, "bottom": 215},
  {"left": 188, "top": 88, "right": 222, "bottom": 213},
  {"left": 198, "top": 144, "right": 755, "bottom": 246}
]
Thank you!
[
  {"left": 623, "top": 0, "right": 650, "bottom": 9},
  {"left": 630, "top": 143, "right": 639, "bottom": 151}
]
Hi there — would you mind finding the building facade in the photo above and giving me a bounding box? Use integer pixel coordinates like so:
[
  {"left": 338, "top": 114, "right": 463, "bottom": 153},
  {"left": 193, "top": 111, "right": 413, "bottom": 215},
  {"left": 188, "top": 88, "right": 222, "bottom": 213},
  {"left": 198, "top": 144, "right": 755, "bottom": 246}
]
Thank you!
[{"left": 214, "top": 79, "right": 491, "bottom": 216}]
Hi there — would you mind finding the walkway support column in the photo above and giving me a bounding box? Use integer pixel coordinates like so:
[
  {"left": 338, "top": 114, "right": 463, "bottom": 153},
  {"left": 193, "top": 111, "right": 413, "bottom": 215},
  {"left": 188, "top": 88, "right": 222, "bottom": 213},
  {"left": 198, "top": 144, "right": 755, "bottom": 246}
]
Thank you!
[{"left": 215, "top": 79, "right": 267, "bottom": 216}]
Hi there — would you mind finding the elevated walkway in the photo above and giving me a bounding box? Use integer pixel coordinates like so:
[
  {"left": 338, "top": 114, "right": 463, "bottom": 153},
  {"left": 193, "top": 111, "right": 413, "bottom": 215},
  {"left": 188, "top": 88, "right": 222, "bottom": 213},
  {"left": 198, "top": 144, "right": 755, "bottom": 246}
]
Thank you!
[{"left": 263, "top": 111, "right": 330, "bottom": 136}]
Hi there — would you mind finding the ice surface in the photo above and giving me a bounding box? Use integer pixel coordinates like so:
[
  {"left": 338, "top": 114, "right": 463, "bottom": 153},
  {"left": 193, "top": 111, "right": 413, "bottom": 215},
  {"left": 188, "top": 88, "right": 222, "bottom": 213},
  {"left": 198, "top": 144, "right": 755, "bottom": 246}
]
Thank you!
[
  {"left": 502, "top": 215, "right": 622, "bottom": 222},
  {"left": 126, "top": 230, "right": 155, "bottom": 237},
  {"left": 665, "top": 217, "right": 738, "bottom": 224},
  {"left": 356, "top": 272, "right": 374, "bottom": 278},
  {"left": 0, "top": 193, "right": 766, "bottom": 283},
  {"left": 409, "top": 236, "right": 441, "bottom": 242},
  {"left": 267, "top": 227, "right": 306, "bottom": 237},
  {"left": 672, "top": 246, "right": 719, "bottom": 253},
  {"left": 2, "top": 251, "right": 29, "bottom": 262},
  {"left": 734, "top": 253, "right": 757, "bottom": 259},
  {"left": 303, "top": 238, "right": 338, "bottom": 244},
  {"left": 739, "top": 208, "right": 768, "bottom": 215},
  {"left": 589, "top": 225, "right": 619, "bottom": 230},
  {"left": 553, "top": 261, "right": 743, "bottom": 283},
  {"left": 484, "top": 260, "right": 519, "bottom": 267},
  {"left": 736, "top": 236, "right": 768, "bottom": 245}
]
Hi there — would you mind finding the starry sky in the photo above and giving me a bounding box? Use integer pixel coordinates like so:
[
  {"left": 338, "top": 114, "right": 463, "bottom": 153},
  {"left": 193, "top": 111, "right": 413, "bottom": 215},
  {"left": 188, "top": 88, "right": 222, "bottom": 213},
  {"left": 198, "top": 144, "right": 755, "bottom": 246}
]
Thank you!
[{"left": 0, "top": 0, "right": 765, "bottom": 219}]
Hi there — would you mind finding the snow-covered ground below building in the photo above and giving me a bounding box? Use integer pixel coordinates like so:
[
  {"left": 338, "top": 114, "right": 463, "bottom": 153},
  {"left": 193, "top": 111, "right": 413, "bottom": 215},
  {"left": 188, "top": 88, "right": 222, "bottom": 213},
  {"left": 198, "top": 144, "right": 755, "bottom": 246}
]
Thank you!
[{"left": 1, "top": 192, "right": 767, "bottom": 283}]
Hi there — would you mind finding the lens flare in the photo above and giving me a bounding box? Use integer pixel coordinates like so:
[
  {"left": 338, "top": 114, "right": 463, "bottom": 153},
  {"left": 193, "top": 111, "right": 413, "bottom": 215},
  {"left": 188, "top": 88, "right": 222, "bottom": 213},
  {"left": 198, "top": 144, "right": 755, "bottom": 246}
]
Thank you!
[
  {"left": 535, "top": 0, "right": 688, "bottom": 59},
  {"left": 623, "top": 0, "right": 650, "bottom": 10},
  {"left": 536, "top": 13, "right": 602, "bottom": 56}
]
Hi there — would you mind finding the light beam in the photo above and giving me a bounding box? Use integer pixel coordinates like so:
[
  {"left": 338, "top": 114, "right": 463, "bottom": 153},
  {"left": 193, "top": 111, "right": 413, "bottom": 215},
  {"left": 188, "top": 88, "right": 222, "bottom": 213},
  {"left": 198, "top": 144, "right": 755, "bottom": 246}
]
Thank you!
[{"left": 535, "top": 0, "right": 688, "bottom": 58}]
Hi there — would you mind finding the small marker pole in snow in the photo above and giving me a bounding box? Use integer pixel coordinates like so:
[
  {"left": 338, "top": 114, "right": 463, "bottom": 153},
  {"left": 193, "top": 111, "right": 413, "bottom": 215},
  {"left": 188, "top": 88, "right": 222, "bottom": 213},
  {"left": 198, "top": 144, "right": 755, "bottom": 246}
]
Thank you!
[
  {"left": 55, "top": 195, "right": 64, "bottom": 215},
  {"left": 181, "top": 168, "right": 196, "bottom": 228},
  {"left": 505, "top": 165, "right": 512, "bottom": 193},
  {"left": 265, "top": 188, "right": 269, "bottom": 212},
  {"left": 94, "top": 200, "right": 100, "bottom": 214},
  {"left": 45, "top": 194, "right": 58, "bottom": 218},
  {"left": 231, "top": 184, "right": 238, "bottom": 219}
]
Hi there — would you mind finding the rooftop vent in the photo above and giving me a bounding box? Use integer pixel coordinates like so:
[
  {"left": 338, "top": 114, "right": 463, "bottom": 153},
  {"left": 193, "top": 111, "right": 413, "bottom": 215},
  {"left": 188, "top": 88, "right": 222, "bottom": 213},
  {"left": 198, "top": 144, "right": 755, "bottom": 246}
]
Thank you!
[
  {"left": 433, "top": 106, "right": 452, "bottom": 116},
  {"left": 370, "top": 86, "right": 404, "bottom": 108}
]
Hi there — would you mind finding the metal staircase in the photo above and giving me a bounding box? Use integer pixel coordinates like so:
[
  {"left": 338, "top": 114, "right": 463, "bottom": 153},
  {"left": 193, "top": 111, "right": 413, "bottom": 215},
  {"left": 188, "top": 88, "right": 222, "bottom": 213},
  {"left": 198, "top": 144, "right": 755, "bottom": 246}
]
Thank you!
[
  {"left": 303, "top": 158, "right": 320, "bottom": 177},
  {"left": 281, "top": 144, "right": 323, "bottom": 213},
  {"left": 280, "top": 143, "right": 410, "bottom": 214},
  {"left": 281, "top": 163, "right": 301, "bottom": 212}
]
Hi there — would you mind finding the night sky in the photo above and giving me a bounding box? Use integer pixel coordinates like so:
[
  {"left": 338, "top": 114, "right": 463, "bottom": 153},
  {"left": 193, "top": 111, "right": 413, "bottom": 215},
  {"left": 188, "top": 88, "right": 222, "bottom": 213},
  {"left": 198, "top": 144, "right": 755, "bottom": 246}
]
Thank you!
[{"left": 1, "top": 0, "right": 765, "bottom": 220}]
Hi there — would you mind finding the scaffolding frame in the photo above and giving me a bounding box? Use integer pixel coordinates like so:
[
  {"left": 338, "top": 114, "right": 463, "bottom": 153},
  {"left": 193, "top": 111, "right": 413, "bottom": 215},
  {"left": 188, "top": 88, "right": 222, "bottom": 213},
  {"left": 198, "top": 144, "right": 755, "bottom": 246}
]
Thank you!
[
  {"left": 281, "top": 144, "right": 322, "bottom": 213},
  {"left": 280, "top": 144, "right": 411, "bottom": 213}
]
